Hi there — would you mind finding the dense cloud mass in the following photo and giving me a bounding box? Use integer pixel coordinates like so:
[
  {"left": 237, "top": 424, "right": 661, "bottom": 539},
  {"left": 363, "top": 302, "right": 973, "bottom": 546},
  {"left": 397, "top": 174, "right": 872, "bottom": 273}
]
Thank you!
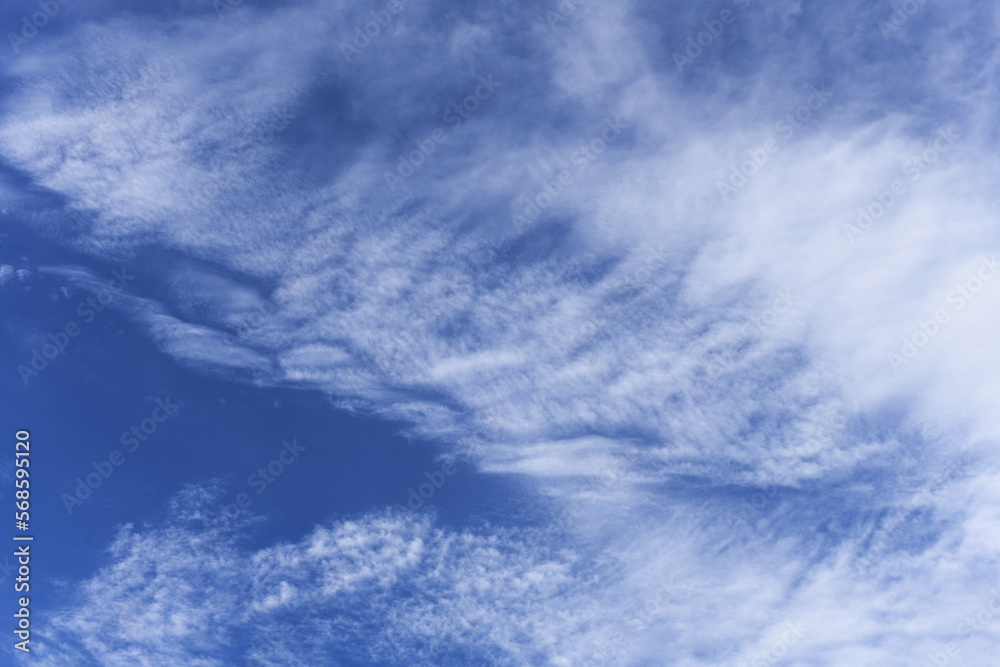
[{"left": 3, "top": 0, "right": 1000, "bottom": 664}]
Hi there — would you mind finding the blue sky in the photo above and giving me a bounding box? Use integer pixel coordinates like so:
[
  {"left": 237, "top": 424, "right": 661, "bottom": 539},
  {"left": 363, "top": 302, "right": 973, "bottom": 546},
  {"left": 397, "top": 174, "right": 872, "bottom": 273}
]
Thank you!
[{"left": 1, "top": 0, "right": 999, "bottom": 665}]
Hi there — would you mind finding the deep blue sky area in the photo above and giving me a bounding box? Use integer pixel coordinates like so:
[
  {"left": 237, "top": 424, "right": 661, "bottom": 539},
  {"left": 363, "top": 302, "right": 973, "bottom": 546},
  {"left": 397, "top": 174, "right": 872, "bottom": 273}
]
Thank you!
[{"left": 0, "top": 224, "right": 521, "bottom": 620}]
